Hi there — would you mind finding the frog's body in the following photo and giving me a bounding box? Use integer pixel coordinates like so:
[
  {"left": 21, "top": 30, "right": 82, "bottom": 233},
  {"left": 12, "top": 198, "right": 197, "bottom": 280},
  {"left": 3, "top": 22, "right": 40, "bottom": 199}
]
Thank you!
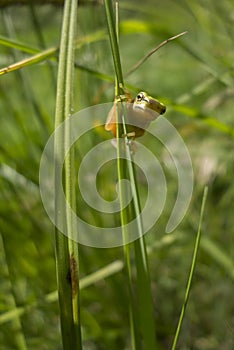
[{"left": 105, "top": 91, "right": 166, "bottom": 138}]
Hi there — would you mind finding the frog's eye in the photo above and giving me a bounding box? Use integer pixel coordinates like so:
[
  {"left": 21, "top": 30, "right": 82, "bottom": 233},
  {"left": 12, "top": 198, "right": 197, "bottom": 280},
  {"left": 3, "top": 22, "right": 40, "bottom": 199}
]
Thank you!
[{"left": 136, "top": 92, "right": 144, "bottom": 101}]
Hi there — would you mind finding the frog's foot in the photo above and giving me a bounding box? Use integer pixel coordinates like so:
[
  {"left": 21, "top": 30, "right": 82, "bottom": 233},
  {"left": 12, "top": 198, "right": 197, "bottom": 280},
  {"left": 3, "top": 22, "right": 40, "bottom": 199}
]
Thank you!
[
  {"left": 122, "top": 132, "right": 137, "bottom": 154},
  {"left": 115, "top": 94, "right": 129, "bottom": 103},
  {"left": 110, "top": 136, "right": 137, "bottom": 154},
  {"left": 115, "top": 85, "right": 132, "bottom": 103},
  {"left": 122, "top": 131, "right": 136, "bottom": 139}
]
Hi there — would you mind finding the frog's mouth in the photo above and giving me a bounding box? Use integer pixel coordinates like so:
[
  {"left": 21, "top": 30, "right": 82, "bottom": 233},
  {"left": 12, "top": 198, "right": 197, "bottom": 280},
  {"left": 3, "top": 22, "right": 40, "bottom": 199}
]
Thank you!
[{"left": 146, "top": 97, "right": 166, "bottom": 115}]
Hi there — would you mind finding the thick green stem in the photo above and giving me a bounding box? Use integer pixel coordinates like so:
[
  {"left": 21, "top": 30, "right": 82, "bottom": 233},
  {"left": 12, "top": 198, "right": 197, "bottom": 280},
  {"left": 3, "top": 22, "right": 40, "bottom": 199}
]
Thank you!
[
  {"left": 54, "top": 0, "right": 82, "bottom": 348},
  {"left": 104, "top": 0, "right": 159, "bottom": 348}
]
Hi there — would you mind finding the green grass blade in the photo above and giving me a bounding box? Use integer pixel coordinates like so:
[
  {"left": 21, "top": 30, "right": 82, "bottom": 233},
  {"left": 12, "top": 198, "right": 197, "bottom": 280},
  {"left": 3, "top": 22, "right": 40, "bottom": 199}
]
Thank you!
[
  {"left": 0, "top": 34, "right": 40, "bottom": 53},
  {"left": 0, "top": 47, "right": 58, "bottom": 76},
  {"left": 105, "top": 1, "right": 139, "bottom": 348},
  {"left": 104, "top": 1, "right": 159, "bottom": 348},
  {"left": 171, "top": 186, "right": 209, "bottom": 350},
  {"left": 104, "top": 1, "right": 141, "bottom": 347},
  {"left": 54, "top": 0, "right": 82, "bottom": 348},
  {"left": 104, "top": 0, "right": 123, "bottom": 93}
]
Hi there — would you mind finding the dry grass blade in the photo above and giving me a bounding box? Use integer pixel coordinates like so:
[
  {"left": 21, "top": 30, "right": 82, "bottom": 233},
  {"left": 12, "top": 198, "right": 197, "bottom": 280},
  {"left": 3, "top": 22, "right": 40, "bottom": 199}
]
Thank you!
[{"left": 126, "top": 31, "right": 188, "bottom": 77}]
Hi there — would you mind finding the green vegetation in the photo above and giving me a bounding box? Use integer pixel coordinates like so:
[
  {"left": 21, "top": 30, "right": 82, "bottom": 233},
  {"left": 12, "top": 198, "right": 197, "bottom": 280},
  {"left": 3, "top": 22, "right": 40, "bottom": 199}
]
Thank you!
[{"left": 0, "top": 1, "right": 234, "bottom": 349}]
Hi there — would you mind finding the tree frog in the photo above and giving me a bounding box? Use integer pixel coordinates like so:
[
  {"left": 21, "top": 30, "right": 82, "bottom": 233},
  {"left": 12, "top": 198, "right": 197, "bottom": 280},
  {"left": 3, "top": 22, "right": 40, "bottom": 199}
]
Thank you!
[{"left": 105, "top": 91, "right": 166, "bottom": 139}]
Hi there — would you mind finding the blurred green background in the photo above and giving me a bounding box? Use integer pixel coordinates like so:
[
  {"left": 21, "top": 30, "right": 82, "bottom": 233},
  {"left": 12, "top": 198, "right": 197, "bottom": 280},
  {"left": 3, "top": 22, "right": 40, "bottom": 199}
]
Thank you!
[{"left": 0, "top": 0, "right": 234, "bottom": 349}]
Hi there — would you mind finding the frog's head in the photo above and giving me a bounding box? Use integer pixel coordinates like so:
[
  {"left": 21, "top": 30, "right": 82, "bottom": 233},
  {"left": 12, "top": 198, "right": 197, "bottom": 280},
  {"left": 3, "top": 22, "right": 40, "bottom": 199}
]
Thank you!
[{"left": 133, "top": 91, "right": 166, "bottom": 116}]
